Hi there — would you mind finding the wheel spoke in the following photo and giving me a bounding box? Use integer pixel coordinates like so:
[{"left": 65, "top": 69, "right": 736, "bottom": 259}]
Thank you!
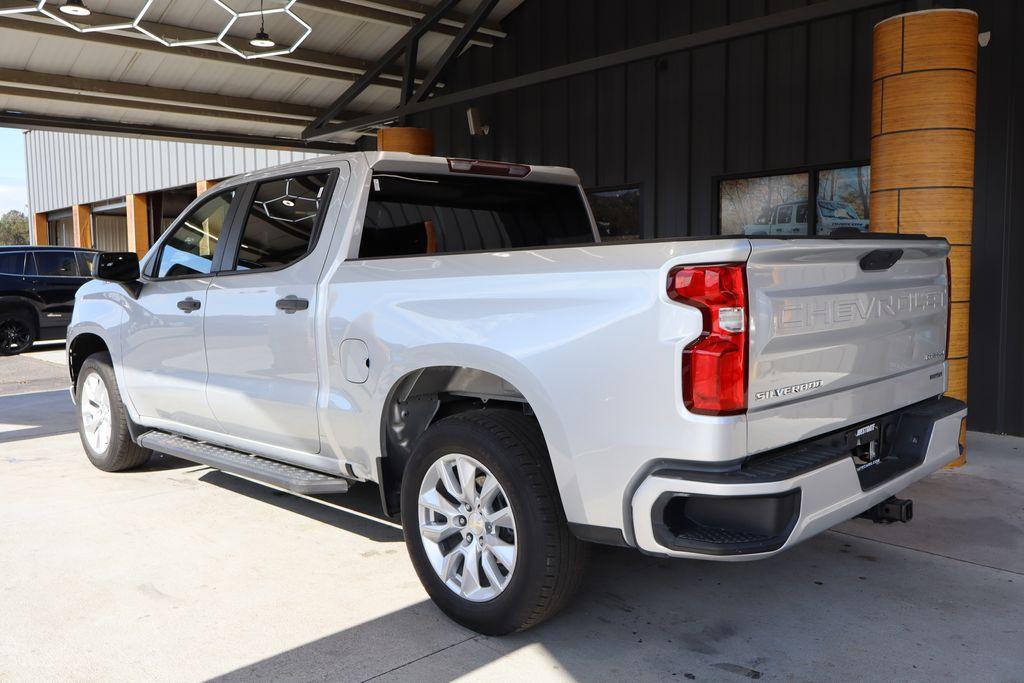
[
  {"left": 481, "top": 547, "right": 508, "bottom": 590},
  {"left": 436, "top": 460, "right": 465, "bottom": 503},
  {"left": 487, "top": 538, "right": 515, "bottom": 569},
  {"left": 460, "top": 542, "right": 483, "bottom": 597},
  {"left": 420, "top": 488, "right": 459, "bottom": 518},
  {"left": 478, "top": 473, "right": 499, "bottom": 508},
  {"left": 456, "top": 458, "right": 478, "bottom": 505},
  {"left": 485, "top": 505, "right": 515, "bottom": 529},
  {"left": 420, "top": 520, "right": 459, "bottom": 544},
  {"left": 440, "top": 546, "right": 464, "bottom": 583}
]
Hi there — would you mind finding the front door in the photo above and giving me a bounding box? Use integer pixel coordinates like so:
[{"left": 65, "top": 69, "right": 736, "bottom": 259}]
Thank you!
[
  {"left": 203, "top": 170, "right": 338, "bottom": 457},
  {"left": 120, "top": 188, "right": 238, "bottom": 433}
]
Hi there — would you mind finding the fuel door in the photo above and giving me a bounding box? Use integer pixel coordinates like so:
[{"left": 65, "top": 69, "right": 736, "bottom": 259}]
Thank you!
[{"left": 341, "top": 339, "right": 370, "bottom": 383}]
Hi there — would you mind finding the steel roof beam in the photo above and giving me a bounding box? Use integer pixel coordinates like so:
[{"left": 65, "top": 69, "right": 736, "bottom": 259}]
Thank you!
[
  {"left": 306, "top": 0, "right": 894, "bottom": 139},
  {"left": 297, "top": 0, "right": 501, "bottom": 47},
  {"left": 0, "top": 14, "right": 426, "bottom": 89},
  {"left": 0, "top": 67, "right": 366, "bottom": 123},
  {"left": 0, "top": 111, "right": 355, "bottom": 152}
]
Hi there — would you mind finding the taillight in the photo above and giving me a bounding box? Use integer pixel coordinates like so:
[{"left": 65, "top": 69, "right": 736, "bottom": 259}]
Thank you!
[
  {"left": 669, "top": 264, "right": 748, "bottom": 415},
  {"left": 945, "top": 256, "right": 952, "bottom": 359}
]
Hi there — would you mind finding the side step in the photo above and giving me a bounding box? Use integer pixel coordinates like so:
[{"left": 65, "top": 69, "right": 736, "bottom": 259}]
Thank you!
[{"left": 138, "top": 431, "right": 350, "bottom": 495}]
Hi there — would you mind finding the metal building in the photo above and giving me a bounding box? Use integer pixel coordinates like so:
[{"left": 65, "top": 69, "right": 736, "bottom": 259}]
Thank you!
[{"left": 13, "top": 0, "right": 1024, "bottom": 437}]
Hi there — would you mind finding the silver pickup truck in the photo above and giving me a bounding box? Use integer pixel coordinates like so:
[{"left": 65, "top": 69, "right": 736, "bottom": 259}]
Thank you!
[{"left": 67, "top": 153, "right": 966, "bottom": 635}]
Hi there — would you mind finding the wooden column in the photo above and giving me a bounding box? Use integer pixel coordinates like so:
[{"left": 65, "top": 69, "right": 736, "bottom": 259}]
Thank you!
[
  {"left": 870, "top": 8, "right": 977, "bottom": 465},
  {"left": 32, "top": 212, "right": 48, "bottom": 246},
  {"left": 377, "top": 127, "right": 434, "bottom": 155},
  {"left": 71, "top": 204, "right": 92, "bottom": 249},
  {"left": 196, "top": 179, "right": 217, "bottom": 195},
  {"left": 125, "top": 193, "right": 149, "bottom": 257}
]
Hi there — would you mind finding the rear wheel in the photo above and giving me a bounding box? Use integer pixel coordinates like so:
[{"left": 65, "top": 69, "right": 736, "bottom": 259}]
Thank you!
[
  {"left": 401, "top": 409, "right": 588, "bottom": 635},
  {"left": 0, "top": 311, "right": 35, "bottom": 356},
  {"left": 76, "top": 353, "right": 150, "bottom": 472}
]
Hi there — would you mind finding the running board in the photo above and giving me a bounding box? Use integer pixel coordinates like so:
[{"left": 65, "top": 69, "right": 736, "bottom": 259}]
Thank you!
[{"left": 138, "top": 431, "right": 350, "bottom": 495}]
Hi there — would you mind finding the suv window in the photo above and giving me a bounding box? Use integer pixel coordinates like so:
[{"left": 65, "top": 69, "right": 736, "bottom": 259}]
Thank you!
[
  {"left": 77, "top": 252, "right": 95, "bottom": 276},
  {"left": 775, "top": 205, "right": 793, "bottom": 224},
  {"left": 34, "top": 251, "right": 82, "bottom": 277},
  {"left": 155, "top": 190, "right": 236, "bottom": 278},
  {"left": 233, "top": 173, "right": 330, "bottom": 271},
  {"left": 0, "top": 251, "right": 25, "bottom": 275},
  {"left": 358, "top": 173, "right": 595, "bottom": 258}
]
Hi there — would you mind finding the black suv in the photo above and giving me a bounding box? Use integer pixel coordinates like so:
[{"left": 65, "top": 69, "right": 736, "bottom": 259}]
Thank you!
[{"left": 0, "top": 246, "right": 97, "bottom": 355}]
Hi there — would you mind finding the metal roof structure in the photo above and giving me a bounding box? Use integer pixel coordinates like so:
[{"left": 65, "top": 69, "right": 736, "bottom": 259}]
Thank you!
[{"left": 0, "top": 0, "right": 521, "bottom": 150}]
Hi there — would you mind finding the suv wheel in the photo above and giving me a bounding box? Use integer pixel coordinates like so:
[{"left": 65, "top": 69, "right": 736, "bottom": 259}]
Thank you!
[
  {"left": 401, "top": 409, "right": 588, "bottom": 635},
  {"left": 0, "top": 311, "right": 35, "bottom": 356},
  {"left": 76, "top": 353, "right": 151, "bottom": 472}
]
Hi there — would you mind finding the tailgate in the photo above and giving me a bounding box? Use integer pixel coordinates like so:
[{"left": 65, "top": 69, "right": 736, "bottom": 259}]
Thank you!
[{"left": 745, "top": 238, "right": 950, "bottom": 452}]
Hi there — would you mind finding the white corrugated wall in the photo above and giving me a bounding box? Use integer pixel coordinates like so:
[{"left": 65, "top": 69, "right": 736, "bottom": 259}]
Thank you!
[{"left": 25, "top": 130, "right": 325, "bottom": 216}]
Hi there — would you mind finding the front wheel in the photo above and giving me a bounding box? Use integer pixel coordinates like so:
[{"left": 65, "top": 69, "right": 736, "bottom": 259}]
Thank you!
[
  {"left": 0, "top": 311, "right": 35, "bottom": 356},
  {"left": 401, "top": 409, "right": 588, "bottom": 635},
  {"left": 76, "top": 353, "right": 151, "bottom": 472}
]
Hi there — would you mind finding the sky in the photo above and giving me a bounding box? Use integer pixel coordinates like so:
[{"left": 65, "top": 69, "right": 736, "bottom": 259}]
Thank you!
[{"left": 0, "top": 128, "right": 28, "bottom": 215}]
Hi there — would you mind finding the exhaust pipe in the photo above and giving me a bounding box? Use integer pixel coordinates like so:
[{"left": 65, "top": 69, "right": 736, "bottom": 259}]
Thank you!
[{"left": 858, "top": 496, "right": 913, "bottom": 524}]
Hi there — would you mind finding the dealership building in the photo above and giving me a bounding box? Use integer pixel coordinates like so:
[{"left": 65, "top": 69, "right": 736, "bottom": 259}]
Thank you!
[{"left": 14, "top": 0, "right": 1022, "bottom": 438}]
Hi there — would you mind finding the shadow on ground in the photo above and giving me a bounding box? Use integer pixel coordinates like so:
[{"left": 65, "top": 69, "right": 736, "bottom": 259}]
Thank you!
[
  {"left": 209, "top": 526, "right": 1021, "bottom": 681},
  {"left": 0, "top": 389, "right": 77, "bottom": 443}
]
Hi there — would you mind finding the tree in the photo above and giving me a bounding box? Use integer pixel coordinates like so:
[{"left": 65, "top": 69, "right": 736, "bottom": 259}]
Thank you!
[{"left": 0, "top": 210, "right": 29, "bottom": 245}]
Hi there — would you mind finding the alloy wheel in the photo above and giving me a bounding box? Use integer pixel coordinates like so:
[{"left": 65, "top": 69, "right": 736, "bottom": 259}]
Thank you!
[
  {"left": 417, "top": 453, "right": 518, "bottom": 602},
  {"left": 80, "top": 373, "right": 113, "bottom": 454}
]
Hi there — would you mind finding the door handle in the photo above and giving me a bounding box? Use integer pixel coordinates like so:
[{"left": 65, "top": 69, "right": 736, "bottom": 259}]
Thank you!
[
  {"left": 177, "top": 297, "right": 201, "bottom": 312},
  {"left": 276, "top": 296, "right": 309, "bottom": 314}
]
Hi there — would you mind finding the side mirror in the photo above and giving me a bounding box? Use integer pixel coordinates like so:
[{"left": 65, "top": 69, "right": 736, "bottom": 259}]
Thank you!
[{"left": 93, "top": 252, "right": 142, "bottom": 298}]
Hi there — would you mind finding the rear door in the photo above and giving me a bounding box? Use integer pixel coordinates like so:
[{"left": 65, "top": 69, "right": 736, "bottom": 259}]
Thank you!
[
  {"left": 745, "top": 238, "right": 950, "bottom": 452},
  {"left": 27, "top": 250, "right": 90, "bottom": 333},
  {"left": 203, "top": 169, "right": 341, "bottom": 458},
  {"left": 120, "top": 188, "right": 239, "bottom": 433}
]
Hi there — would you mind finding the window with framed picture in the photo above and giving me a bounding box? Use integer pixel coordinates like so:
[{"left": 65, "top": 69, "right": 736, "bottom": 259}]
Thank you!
[
  {"left": 586, "top": 185, "right": 642, "bottom": 241},
  {"left": 718, "top": 173, "right": 810, "bottom": 236},
  {"left": 815, "top": 166, "right": 870, "bottom": 235},
  {"left": 717, "top": 164, "right": 870, "bottom": 236}
]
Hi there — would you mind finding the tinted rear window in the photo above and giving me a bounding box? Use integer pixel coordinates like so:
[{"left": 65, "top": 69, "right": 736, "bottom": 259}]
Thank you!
[
  {"left": 358, "top": 173, "right": 595, "bottom": 259},
  {"left": 0, "top": 251, "right": 25, "bottom": 275}
]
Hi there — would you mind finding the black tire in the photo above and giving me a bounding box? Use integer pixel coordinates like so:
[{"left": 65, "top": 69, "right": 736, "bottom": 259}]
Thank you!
[
  {"left": 0, "top": 309, "right": 35, "bottom": 356},
  {"left": 401, "top": 409, "right": 588, "bottom": 635},
  {"left": 76, "top": 352, "right": 150, "bottom": 472}
]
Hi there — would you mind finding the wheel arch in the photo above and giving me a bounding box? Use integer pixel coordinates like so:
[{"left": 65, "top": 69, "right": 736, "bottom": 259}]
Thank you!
[
  {"left": 68, "top": 331, "right": 111, "bottom": 388},
  {"left": 375, "top": 363, "right": 578, "bottom": 520}
]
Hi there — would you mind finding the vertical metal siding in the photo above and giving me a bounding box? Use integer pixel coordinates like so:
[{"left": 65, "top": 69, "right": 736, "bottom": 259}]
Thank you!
[
  {"left": 25, "top": 130, "right": 323, "bottom": 214},
  {"left": 412, "top": 0, "right": 1018, "bottom": 435}
]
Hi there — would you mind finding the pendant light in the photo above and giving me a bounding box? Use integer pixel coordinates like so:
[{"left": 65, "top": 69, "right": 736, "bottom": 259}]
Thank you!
[{"left": 249, "top": 0, "right": 275, "bottom": 48}]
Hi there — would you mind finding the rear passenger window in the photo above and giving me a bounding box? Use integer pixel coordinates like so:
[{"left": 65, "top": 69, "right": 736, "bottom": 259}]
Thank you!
[
  {"left": 0, "top": 251, "right": 25, "bottom": 275},
  {"left": 232, "top": 173, "right": 331, "bottom": 271},
  {"left": 77, "top": 252, "right": 95, "bottom": 276},
  {"left": 34, "top": 251, "right": 81, "bottom": 276},
  {"left": 156, "top": 190, "right": 235, "bottom": 278},
  {"left": 358, "top": 173, "right": 595, "bottom": 259}
]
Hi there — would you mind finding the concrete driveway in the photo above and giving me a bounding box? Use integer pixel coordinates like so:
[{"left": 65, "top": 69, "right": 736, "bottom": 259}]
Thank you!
[{"left": 1, "top": 347, "right": 1021, "bottom": 681}]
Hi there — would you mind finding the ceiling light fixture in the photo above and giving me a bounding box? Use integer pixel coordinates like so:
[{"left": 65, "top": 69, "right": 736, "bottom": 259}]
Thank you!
[
  {"left": 249, "top": 0, "right": 275, "bottom": 48},
  {"left": 58, "top": 0, "right": 90, "bottom": 16}
]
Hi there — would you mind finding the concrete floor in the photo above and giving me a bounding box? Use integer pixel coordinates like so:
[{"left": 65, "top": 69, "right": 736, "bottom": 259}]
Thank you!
[{"left": 1, "top": 347, "right": 1021, "bottom": 681}]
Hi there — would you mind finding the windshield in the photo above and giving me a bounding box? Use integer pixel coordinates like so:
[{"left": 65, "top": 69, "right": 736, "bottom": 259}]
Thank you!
[{"left": 818, "top": 201, "right": 859, "bottom": 219}]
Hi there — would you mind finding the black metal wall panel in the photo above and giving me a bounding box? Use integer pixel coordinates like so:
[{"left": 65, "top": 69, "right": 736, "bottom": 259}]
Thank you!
[{"left": 409, "top": 0, "right": 1022, "bottom": 435}]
